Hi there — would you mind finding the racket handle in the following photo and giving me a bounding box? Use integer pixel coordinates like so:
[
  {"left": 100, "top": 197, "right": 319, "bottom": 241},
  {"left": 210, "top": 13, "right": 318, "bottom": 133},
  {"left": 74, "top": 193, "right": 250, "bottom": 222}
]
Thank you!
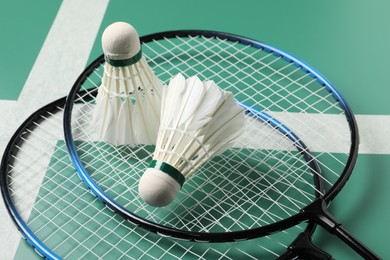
[{"left": 304, "top": 199, "right": 381, "bottom": 260}]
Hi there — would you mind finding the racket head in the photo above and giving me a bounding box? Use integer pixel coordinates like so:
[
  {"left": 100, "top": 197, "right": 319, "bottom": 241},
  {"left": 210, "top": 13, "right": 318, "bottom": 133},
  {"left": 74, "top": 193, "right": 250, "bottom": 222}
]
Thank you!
[
  {"left": 64, "top": 30, "right": 359, "bottom": 241},
  {"left": 1, "top": 97, "right": 318, "bottom": 260}
]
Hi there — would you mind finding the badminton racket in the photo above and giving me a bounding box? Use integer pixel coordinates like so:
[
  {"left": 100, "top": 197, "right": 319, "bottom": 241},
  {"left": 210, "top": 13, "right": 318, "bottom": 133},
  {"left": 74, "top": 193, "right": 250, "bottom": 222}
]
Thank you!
[
  {"left": 1, "top": 95, "right": 329, "bottom": 259},
  {"left": 63, "top": 30, "right": 380, "bottom": 259}
]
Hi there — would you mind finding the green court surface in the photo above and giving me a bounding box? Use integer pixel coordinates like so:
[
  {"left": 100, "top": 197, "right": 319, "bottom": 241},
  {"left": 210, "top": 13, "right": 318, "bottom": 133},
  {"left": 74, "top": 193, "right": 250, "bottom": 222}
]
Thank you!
[
  {"left": 0, "top": 0, "right": 61, "bottom": 100},
  {"left": 1, "top": 0, "right": 389, "bottom": 259}
]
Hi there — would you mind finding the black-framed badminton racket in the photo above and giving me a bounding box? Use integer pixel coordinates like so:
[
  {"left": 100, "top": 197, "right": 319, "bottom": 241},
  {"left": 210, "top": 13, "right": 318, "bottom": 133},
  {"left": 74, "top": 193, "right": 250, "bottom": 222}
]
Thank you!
[
  {"left": 63, "top": 30, "right": 380, "bottom": 259},
  {"left": 0, "top": 96, "right": 330, "bottom": 260}
]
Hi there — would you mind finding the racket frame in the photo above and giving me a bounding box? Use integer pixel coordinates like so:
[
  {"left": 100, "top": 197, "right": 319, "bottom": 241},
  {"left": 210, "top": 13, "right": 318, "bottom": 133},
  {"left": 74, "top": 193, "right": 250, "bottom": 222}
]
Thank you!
[
  {"left": 65, "top": 31, "right": 379, "bottom": 259},
  {"left": 64, "top": 30, "right": 359, "bottom": 241},
  {"left": 0, "top": 99, "right": 65, "bottom": 259}
]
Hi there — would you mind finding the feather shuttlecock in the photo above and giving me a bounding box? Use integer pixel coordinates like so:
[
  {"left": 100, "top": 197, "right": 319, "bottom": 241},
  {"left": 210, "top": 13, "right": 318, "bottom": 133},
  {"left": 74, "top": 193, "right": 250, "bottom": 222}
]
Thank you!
[
  {"left": 138, "top": 73, "right": 245, "bottom": 207},
  {"left": 92, "top": 22, "right": 163, "bottom": 146}
]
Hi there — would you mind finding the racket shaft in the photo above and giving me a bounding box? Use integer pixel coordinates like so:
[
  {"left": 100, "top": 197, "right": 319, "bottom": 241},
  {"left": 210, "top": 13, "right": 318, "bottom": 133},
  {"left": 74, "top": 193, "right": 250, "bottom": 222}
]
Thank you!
[{"left": 332, "top": 225, "right": 380, "bottom": 260}]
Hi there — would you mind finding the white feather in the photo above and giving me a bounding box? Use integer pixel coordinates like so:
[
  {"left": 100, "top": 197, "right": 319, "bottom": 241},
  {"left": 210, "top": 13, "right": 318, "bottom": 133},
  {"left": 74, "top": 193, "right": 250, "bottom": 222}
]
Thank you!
[
  {"left": 98, "top": 97, "right": 116, "bottom": 143},
  {"left": 117, "top": 98, "right": 135, "bottom": 145},
  {"left": 202, "top": 92, "right": 245, "bottom": 146},
  {"left": 178, "top": 76, "right": 206, "bottom": 130},
  {"left": 92, "top": 57, "right": 163, "bottom": 146},
  {"left": 183, "top": 79, "right": 223, "bottom": 131},
  {"left": 161, "top": 73, "right": 186, "bottom": 127}
]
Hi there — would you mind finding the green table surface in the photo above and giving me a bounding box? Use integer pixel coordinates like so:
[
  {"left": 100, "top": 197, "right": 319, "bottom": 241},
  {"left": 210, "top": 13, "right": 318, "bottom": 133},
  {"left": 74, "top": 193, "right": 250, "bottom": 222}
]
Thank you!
[{"left": 1, "top": 1, "right": 389, "bottom": 259}]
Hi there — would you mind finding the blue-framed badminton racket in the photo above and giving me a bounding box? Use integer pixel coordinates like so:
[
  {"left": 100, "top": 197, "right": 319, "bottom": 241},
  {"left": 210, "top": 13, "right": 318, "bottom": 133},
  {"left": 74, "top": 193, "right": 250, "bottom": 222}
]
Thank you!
[
  {"left": 0, "top": 94, "right": 324, "bottom": 259},
  {"left": 63, "top": 30, "right": 379, "bottom": 259}
]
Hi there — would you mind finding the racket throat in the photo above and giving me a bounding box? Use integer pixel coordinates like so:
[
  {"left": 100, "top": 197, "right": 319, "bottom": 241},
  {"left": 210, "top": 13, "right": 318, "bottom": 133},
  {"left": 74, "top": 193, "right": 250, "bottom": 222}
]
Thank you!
[
  {"left": 302, "top": 199, "right": 380, "bottom": 260},
  {"left": 302, "top": 199, "right": 340, "bottom": 231}
]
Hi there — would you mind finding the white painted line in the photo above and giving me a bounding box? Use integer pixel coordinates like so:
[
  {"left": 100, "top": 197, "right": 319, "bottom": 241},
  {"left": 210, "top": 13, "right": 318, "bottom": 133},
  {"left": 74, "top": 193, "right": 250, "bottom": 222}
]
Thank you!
[
  {"left": 239, "top": 112, "right": 351, "bottom": 154},
  {"left": 1, "top": 0, "right": 109, "bottom": 150},
  {"left": 0, "top": 1, "right": 108, "bottom": 259},
  {"left": 357, "top": 115, "right": 390, "bottom": 154},
  {"left": 18, "top": 0, "right": 108, "bottom": 110},
  {"left": 240, "top": 113, "right": 390, "bottom": 155},
  {"left": 0, "top": 100, "right": 17, "bottom": 144}
]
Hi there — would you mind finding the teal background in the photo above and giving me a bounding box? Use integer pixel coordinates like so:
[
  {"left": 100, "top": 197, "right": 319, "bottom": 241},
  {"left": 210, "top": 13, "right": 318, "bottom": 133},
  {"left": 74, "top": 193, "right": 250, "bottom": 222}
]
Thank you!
[
  {"left": 0, "top": 0, "right": 61, "bottom": 100},
  {"left": 91, "top": 0, "right": 390, "bottom": 116},
  {"left": 2, "top": 0, "right": 390, "bottom": 114},
  {"left": 1, "top": 0, "right": 389, "bottom": 259}
]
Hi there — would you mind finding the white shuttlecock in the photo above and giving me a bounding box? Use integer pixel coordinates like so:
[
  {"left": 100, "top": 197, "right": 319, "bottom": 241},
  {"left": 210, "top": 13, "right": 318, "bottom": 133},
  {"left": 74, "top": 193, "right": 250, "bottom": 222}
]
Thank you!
[
  {"left": 138, "top": 73, "right": 245, "bottom": 207},
  {"left": 92, "top": 21, "right": 163, "bottom": 146}
]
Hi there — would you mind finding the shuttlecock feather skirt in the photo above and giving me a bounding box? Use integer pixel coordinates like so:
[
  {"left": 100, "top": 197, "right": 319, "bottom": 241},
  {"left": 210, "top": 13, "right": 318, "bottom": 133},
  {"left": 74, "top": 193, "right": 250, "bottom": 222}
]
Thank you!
[
  {"left": 92, "top": 57, "right": 163, "bottom": 146},
  {"left": 139, "top": 74, "right": 245, "bottom": 207},
  {"left": 152, "top": 73, "right": 245, "bottom": 180}
]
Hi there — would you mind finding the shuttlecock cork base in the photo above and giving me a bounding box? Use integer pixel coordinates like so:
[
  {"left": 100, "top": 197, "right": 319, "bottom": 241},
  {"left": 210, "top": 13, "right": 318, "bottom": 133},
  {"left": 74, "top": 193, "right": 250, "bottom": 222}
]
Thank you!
[{"left": 139, "top": 160, "right": 184, "bottom": 207}]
